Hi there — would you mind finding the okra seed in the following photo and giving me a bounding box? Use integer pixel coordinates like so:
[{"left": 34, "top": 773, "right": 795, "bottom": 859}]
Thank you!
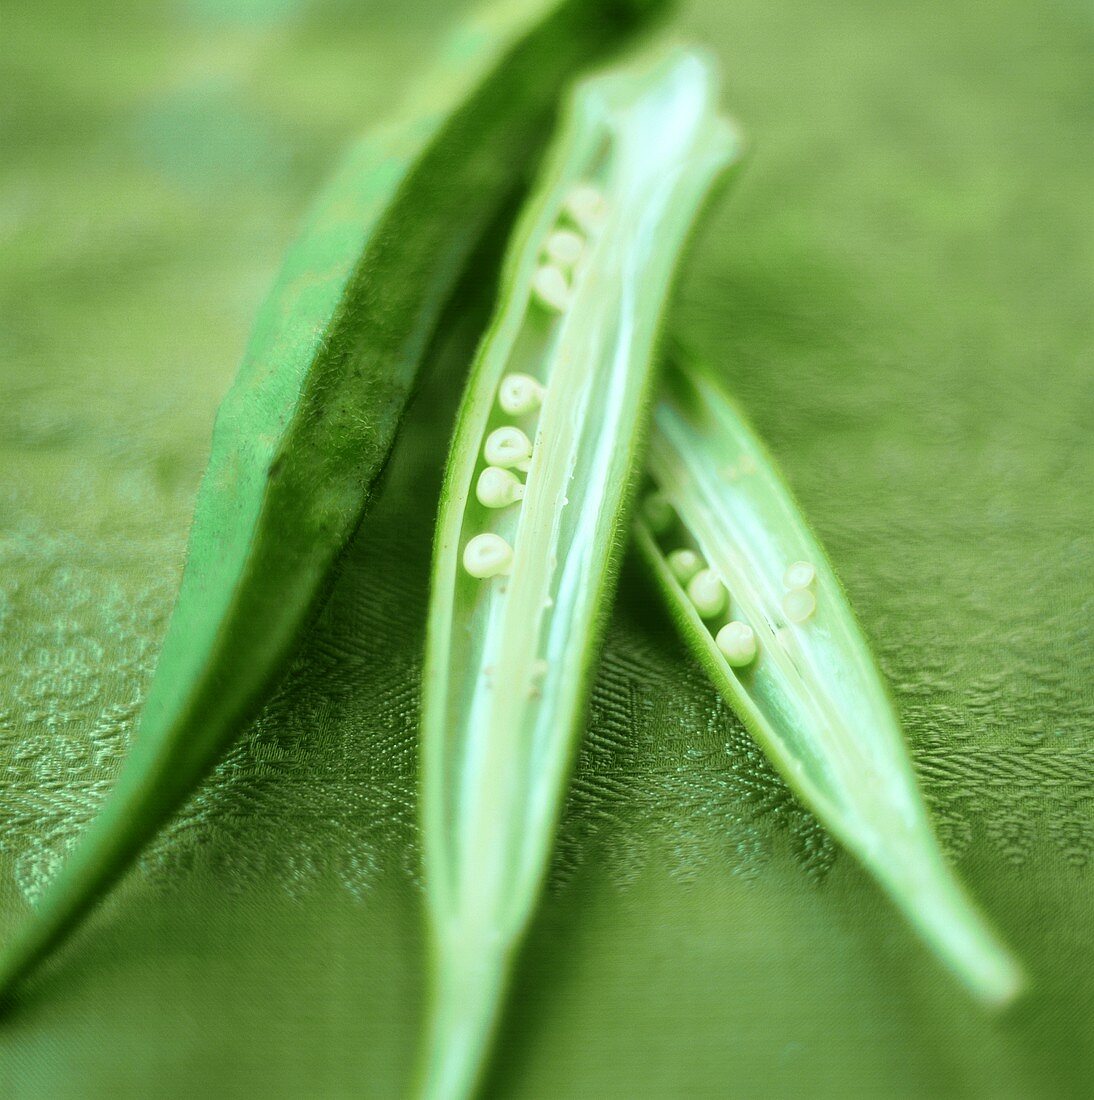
[
  {"left": 476, "top": 466, "right": 525, "bottom": 509},
  {"left": 531, "top": 264, "right": 571, "bottom": 312},
  {"left": 463, "top": 533, "right": 513, "bottom": 579},
  {"left": 783, "top": 587, "right": 816, "bottom": 623},
  {"left": 484, "top": 426, "right": 532, "bottom": 468},
  {"left": 498, "top": 373, "right": 545, "bottom": 416},
  {"left": 783, "top": 560, "right": 816, "bottom": 590},
  {"left": 642, "top": 491, "right": 674, "bottom": 534},
  {"left": 544, "top": 228, "right": 584, "bottom": 268},
  {"left": 716, "top": 621, "right": 757, "bottom": 667},
  {"left": 687, "top": 568, "right": 726, "bottom": 618},
  {"left": 667, "top": 548, "right": 703, "bottom": 583},
  {"left": 564, "top": 181, "right": 606, "bottom": 231}
]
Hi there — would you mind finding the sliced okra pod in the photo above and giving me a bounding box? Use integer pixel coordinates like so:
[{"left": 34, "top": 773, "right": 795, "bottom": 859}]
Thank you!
[
  {"left": 419, "top": 48, "right": 739, "bottom": 1099},
  {"left": 0, "top": 0, "right": 663, "bottom": 998},
  {"left": 636, "top": 349, "right": 1025, "bottom": 1007}
]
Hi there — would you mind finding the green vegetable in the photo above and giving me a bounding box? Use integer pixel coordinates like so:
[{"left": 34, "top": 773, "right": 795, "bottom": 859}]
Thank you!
[
  {"left": 0, "top": 0, "right": 660, "bottom": 999},
  {"left": 636, "top": 349, "right": 1025, "bottom": 1007},
  {"left": 419, "top": 47, "right": 739, "bottom": 1099}
]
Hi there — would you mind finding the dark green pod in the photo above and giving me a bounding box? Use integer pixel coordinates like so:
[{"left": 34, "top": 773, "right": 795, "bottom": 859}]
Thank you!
[{"left": 0, "top": 0, "right": 661, "bottom": 998}]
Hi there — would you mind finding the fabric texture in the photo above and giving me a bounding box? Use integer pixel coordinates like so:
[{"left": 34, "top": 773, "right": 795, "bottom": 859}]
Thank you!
[{"left": 1, "top": 0, "right": 1091, "bottom": 1095}]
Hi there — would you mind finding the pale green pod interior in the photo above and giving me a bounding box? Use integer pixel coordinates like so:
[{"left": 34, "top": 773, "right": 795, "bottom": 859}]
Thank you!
[
  {"left": 420, "top": 48, "right": 739, "bottom": 1100},
  {"left": 637, "top": 352, "right": 1025, "bottom": 1008}
]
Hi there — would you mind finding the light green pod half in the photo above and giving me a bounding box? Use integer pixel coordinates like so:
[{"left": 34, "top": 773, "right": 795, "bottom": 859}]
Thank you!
[
  {"left": 0, "top": 0, "right": 661, "bottom": 1000},
  {"left": 419, "top": 48, "right": 739, "bottom": 1100},
  {"left": 636, "top": 350, "right": 1025, "bottom": 1008}
]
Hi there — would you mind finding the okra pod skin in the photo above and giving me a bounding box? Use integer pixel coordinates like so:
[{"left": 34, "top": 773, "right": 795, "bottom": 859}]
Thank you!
[
  {"left": 0, "top": 0, "right": 663, "bottom": 1000},
  {"left": 638, "top": 350, "right": 1024, "bottom": 1007},
  {"left": 419, "top": 48, "right": 739, "bottom": 1099}
]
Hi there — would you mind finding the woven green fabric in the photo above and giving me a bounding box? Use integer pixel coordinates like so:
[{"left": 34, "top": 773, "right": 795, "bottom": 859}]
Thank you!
[{"left": 1, "top": 0, "right": 1091, "bottom": 1096}]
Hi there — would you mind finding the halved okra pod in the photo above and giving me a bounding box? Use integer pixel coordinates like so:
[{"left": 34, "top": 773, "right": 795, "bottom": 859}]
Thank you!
[
  {"left": 636, "top": 349, "right": 1024, "bottom": 1007},
  {"left": 419, "top": 48, "right": 739, "bottom": 1100},
  {"left": 0, "top": 0, "right": 662, "bottom": 998}
]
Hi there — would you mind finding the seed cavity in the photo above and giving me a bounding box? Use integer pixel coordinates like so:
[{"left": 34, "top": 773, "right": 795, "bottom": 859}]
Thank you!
[
  {"left": 476, "top": 466, "right": 525, "bottom": 509},
  {"left": 667, "top": 548, "right": 702, "bottom": 584},
  {"left": 687, "top": 568, "right": 726, "bottom": 618},
  {"left": 783, "top": 587, "right": 816, "bottom": 624},
  {"left": 498, "top": 373, "right": 545, "bottom": 416},
  {"left": 463, "top": 533, "right": 513, "bottom": 579},
  {"left": 531, "top": 264, "right": 571, "bottom": 312},
  {"left": 642, "top": 491, "right": 675, "bottom": 535},
  {"left": 564, "top": 182, "right": 606, "bottom": 232},
  {"left": 716, "top": 621, "right": 757, "bottom": 667},
  {"left": 484, "top": 426, "right": 532, "bottom": 469},
  {"left": 784, "top": 560, "right": 816, "bottom": 590},
  {"left": 544, "top": 228, "right": 584, "bottom": 269}
]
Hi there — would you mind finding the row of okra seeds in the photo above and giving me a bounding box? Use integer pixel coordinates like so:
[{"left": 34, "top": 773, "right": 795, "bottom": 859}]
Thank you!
[
  {"left": 642, "top": 489, "right": 819, "bottom": 669},
  {"left": 463, "top": 182, "right": 607, "bottom": 580}
]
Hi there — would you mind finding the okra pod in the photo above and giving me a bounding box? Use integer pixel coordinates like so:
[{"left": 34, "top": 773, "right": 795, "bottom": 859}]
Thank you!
[
  {"left": 0, "top": 0, "right": 661, "bottom": 997},
  {"left": 419, "top": 48, "right": 739, "bottom": 1099},
  {"left": 636, "top": 350, "right": 1025, "bottom": 1006}
]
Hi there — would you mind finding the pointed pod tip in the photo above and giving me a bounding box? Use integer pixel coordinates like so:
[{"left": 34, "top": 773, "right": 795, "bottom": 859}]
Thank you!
[
  {"left": 975, "top": 955, "right": 1028, "bottom": 1012},
  {"left": 912, "top": 880, "right": 1028, "bottom": 1012}
]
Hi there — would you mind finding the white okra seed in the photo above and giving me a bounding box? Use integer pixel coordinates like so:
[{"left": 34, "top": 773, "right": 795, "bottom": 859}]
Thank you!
[
  {"left": 498, "top": 373, "right": 545, "bottom": 416},
  {"left": 463, "top": 533, "right": 513, "bottom": 579},
  {"left": 544, "top": 228, "right": 584, "bottom": 269},
  {"left": 783, "top": 587, "right": 817, "bottom": 623},
  {"left": 667, "top": 548, "right": 703, "bottom": 584},
  {"left": 783, "top": 560, "right": 816, "bottom": 590},
  {"left": 642, "top": 491, "right": 674, "bottom": 534},
  {"left": 476, "top": 466, "right": 525, "bottom": 509},
  {"left": 716, "top": 621, "right": 757, "bottom": 667},
  {"left": 687, "top": 568, "right": 727, "bottom": 618},
  {"left": 531, "top": 264, "right": 571, "bottom": 312},
  {"left": 484, "top": 426, "right": 532, "bottom": 468},
  {"left": 563, "top": 182, "right": 606, "bottom": 232}
]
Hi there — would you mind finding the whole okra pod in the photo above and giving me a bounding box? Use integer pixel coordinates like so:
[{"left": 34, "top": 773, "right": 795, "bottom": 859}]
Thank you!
[
  {"left": 419, "top": 47, "right": 739, "bottom": 1099},
  {"left": 636, "top": 349, "right": 1024, "bottom": 1006},
  {"left": 0, "top": 0, "right": 663, "bottom": 999}
]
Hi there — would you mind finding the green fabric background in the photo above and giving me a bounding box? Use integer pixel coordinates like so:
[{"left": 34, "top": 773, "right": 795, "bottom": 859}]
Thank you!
[{"left": 1, "top": 0, "right": 1091, "bottom": 1096}]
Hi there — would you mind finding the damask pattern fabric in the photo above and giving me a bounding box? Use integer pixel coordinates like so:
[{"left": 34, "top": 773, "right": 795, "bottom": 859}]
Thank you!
[{"left": 1, "top": 0, "right": 1091, "bottom": 1096}]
